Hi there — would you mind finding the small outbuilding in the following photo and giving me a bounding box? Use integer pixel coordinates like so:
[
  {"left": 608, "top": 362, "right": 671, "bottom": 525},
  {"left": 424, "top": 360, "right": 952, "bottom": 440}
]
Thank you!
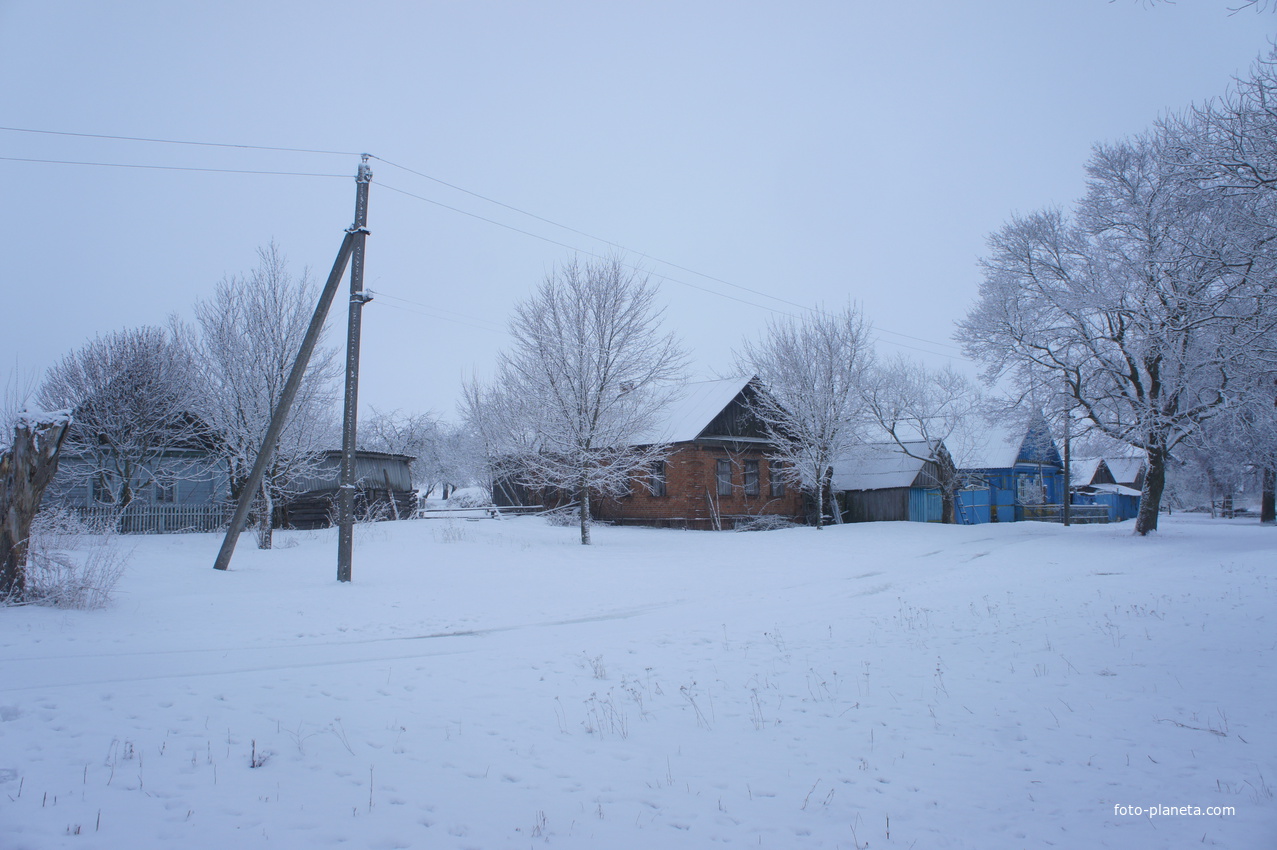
[
  {"left": 831, "top": 441, "right": 944, "bottom": 523},
  {"left": 283, "top": 450, "right": 416, "bottom": 529}
]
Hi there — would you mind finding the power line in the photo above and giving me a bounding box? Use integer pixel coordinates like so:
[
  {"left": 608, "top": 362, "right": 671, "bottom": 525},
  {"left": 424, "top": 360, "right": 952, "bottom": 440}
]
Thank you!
[
  {"left": 369, "top": 290, "right": 506, "bottom": 335},
  {"left": 374, "top": 155, "right": 813, "bottom": 313},
  {"left": 0, "top": 155, "right": 347, "bottom": 178},
  {"left": 377, "top": 183, "right": 969, "bottom": 360},
  {"left": 1, "top": 123, "right": 967, "bottom": 356},
  {"left": 374, "top": 156, "right": 964, "bottom": 353},
  {"left": 378, "top": 181, "right": 795, "bottom": 315},
  {"left": 372, "top": 156, "right": 960, "bottom": 349},
  {"left": 0, "top": 125, "right": 361, "bottom": 157}
]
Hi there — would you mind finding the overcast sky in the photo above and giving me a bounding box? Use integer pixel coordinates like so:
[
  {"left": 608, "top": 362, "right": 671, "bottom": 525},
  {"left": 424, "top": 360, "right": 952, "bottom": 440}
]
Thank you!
[{"left": 1, "top": 2, "right": 1271, "bottom": 422}]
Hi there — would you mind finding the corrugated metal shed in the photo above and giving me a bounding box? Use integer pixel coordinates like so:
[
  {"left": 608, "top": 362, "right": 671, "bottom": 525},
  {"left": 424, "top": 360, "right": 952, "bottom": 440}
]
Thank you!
[{"left": 290, "top": 450, "right": 415, "bottom": 493}]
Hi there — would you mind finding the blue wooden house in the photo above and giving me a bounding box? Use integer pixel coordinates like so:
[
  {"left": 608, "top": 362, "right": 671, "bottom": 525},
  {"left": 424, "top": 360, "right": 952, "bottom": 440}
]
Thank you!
[{"left": 954, "top": 420, "right": 1065, "bottom": 523}]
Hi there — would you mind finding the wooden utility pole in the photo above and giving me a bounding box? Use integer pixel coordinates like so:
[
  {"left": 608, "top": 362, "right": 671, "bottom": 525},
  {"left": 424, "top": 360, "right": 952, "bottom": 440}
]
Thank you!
[
  {"left": 213, "top": 158, "right": 371, "bottom": 574},
  {"left": 337, "top": 156, "right": 373, "bottom": 582},
  {"left": 1062, "top": 422, "right": 1071, "bottom": 527}
]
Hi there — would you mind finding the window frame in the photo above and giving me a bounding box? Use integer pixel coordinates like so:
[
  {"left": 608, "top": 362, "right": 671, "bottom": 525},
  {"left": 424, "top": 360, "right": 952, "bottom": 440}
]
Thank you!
[
  {"left": 769, "top": 460, "right": 786, "bottom": 498},
  {"left": 743, "top": 459, "right": 760, "bottom": 497},
  {"left": 153, "top": 476, "right": 177, "bottom": 504},
  {"left": 715, "top": 457, "right": 732, "bottom": 497},
  {"left": 648, "top": 460, "right": 668, "bottom": 497}
]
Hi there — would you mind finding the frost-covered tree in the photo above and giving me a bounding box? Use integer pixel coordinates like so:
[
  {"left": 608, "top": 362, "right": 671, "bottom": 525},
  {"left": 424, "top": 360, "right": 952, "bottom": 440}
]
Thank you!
[
  {"left": 737, "top": 306, "right": 875, "bottom": 529},
  {"left": 192, "top": 243, "right": 339, "bottom": 549},
  {"left": 471, "top": 257, "right": 685, "bottom": 544},
  {"left": 863, "top": 358, "right": 982, "bottom": 524},
  {"left": 361, "top": 409, "right": 474, "bottom": 499},
  {"left": 38, "top": 326, "right": 201, "bottom": 510},
  {"left": 958, "top": 129, "right": 1277, "bottom": 535},
  {"left": 1166, "top": 48, "right": 1277, "bottom": 196}
]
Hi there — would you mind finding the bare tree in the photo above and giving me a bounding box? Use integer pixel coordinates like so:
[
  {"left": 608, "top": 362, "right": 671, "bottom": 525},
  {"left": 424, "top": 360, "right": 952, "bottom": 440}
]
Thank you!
[
  {"left": 738, "top": 306, "right": 875, "bottom": 529},
  {"left": 958, "top": 129, "right": 1277, "bottom": 535},
  {"left": 192, "top": 243, "right": 339, "bottom": 549},
  {"left": 37, "top": 326, "right": 201, "bottom": 511},
  {"left": 361, "top": 408, "right": 474, "bottom": 499},
  {"left": 475, "top": 257, "right": 685, "bottom": 544},
  {"left": 1, "top": 411, "right": 72, "bottom": 601},
  {"left": 863, "top": 357, "right": 983, "bottom": 524}
]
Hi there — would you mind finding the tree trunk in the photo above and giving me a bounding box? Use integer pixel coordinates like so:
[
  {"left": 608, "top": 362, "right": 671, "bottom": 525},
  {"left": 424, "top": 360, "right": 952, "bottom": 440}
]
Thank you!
[
  {"left": 1134, "top": 448, "right": 1166, "bottom": 536},
  {"left": 938, "top": 452, "right": 959, "bottom": 524},
  {"left": 0, "top": 415, "right": 71, "bottom": 601},
  {"left": 1262, "top": 468, "right": 1275, "bottom": 525},
  {"left": 256, "top": 480, "right": 274, "bottom": 550},
  {"left": 941, "top": 487, "right": 956, "bottom": 524},
  {"left": 579, "top": 481, "right": 591, "bottom": 545},
  {"left": 813, "top": 480, "right": 825, "bottom": 530}
]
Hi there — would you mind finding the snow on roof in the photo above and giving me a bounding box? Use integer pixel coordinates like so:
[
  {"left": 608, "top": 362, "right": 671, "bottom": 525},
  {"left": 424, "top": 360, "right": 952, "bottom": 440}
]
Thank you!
[
  {"left": 631, "top": 376, "right": 753, "bottom": 445},
  {"left": 950, "top": 419, "right": 1061, "bottom": 470},
  {"left": 1105, "top": 456, "right": 1145, "bottom": 485},
  {"left": 952, "top": 423, "right": 1026, "bottom": 469},
  {"left": 831, "top": 441, "right": 935, "bottom": 491},
  {"left": 1069, "top": 457, "right": 1104, "bottom": 486},
  {"left": 1090, "top": 482, "right": 1142, "bottom": 497}
]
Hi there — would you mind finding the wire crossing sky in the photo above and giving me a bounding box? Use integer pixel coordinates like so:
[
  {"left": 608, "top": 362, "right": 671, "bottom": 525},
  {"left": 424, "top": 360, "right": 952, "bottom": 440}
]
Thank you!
[{"left": 0, "top": 2, "right": 1270, "bottom": 417}]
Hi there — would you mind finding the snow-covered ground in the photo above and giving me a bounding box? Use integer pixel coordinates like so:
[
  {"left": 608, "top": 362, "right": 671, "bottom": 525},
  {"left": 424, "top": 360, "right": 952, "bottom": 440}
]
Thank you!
[{"left": 2, "top": 515, "right": 1273, "bottom": 849}]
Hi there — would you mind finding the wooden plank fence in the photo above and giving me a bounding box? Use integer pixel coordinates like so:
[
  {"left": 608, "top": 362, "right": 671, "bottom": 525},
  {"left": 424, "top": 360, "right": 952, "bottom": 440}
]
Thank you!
[{"left": 74, "top": 503, "right": 235, "bottom": 534}]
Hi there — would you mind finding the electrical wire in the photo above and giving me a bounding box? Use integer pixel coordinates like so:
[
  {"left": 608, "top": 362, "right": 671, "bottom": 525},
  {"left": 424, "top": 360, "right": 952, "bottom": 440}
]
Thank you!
[
  {"left": 1, "top": 123, "right": 969, "bottom": 357},
  {"left": 0, "top": 125, "right": 361, "bottom": 157},
  {"left": 373, "top": 155, "right": 813, "bottom": 314},
  {"left": 378, "top": 181, "right": 797, "bottom": 316},
  {"left": 0, "top": 155, "right": 347, "bottom": 178},
  {"left": 372, "top": 156, "right": 963, "bottom": 353}
]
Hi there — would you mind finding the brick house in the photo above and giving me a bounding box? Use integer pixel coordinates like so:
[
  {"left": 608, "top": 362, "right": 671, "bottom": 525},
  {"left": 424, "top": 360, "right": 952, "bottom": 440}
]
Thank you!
[{"left": 594, "top": 376, "right": 805, "bottom": 529}]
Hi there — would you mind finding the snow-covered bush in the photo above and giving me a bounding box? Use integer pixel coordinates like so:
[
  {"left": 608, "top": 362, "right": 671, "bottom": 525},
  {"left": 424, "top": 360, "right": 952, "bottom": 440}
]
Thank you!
[{"left": 22, "top": 509, "right": 128, "bottom": 609}]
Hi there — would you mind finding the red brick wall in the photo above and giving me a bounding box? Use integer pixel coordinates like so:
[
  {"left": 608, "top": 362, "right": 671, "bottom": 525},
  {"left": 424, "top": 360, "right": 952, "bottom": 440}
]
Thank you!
[{"left": 596, "top": 443, "right": 805, "bottom": 529}]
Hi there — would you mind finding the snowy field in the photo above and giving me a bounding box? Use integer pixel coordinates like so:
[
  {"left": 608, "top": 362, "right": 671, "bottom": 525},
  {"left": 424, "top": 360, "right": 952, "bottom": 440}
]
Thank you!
[{"left": 1, "top": 515, "right": 1273, "bottom": 849}]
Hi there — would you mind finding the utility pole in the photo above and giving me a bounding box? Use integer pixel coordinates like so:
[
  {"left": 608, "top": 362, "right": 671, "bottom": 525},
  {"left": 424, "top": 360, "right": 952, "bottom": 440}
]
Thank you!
[
  {"left": 213, "top": 157, "right": 371, "bottom": 575},
  {"left": 1062, "top": 421, "right": 1071, "bottom": 527},
  {"left": 337, "top": 155, "right": 373, "bottom": 583}
]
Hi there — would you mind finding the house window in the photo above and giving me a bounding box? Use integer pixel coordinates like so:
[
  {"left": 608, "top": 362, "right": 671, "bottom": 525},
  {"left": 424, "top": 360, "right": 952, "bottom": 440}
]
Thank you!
[
  {"left": 716, "top": 458, "right": 732, "bottom": 496},
  {"left": 648, "top": 461, "right": 667, "bottom": 497},
  {"left": 769, "top": 461, "right": 786, "bottom": 497},
  {"left": 743, "top": 459, "right": 760, "bottom": 497},
  {"left": 154, "top": 477, "right": 176, "bottom": 503},
  {"left": 1017, "top": 474, "right": 1045, "bottom": 505}
]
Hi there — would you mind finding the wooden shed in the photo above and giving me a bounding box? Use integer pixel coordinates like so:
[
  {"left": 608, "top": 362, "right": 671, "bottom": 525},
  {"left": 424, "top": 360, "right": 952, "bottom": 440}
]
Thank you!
[
  {"left": 831, "top": 441, "right": 943, "bottom": 523},
  {"left": 283, "top": 450, "right": 416, "bottom": 529}
]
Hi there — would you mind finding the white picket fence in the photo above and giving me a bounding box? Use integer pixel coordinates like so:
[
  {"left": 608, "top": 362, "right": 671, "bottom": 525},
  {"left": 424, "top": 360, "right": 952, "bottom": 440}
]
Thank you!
[{"left": 74, "top": 503, "right": 234, "bottom": 534}]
